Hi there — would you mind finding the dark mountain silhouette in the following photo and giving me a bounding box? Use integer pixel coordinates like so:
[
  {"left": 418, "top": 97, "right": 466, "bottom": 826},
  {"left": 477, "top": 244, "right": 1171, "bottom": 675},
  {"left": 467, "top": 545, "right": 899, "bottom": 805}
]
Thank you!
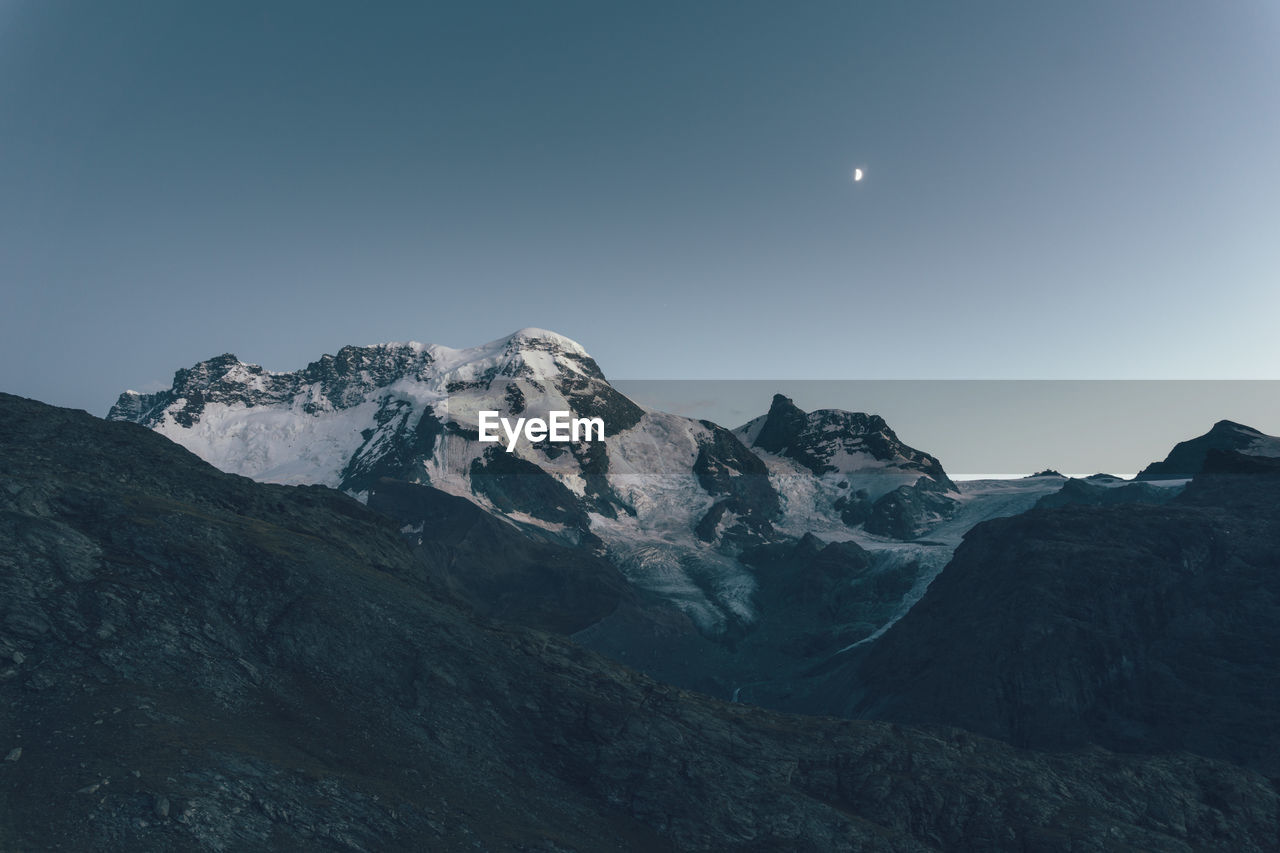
[
  {"left": 1136, "top": 419, "right": 1280, "bottom": 480},
  {"left": 847, "top": 451, "right": 1280, "bottom": 777}
]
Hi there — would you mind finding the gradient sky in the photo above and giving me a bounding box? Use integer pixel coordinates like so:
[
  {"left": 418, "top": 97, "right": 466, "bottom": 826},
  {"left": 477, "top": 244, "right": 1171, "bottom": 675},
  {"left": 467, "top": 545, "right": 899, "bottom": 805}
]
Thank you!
[{"left": 2, "top": 1, "right": 1278, "bottom": 418}]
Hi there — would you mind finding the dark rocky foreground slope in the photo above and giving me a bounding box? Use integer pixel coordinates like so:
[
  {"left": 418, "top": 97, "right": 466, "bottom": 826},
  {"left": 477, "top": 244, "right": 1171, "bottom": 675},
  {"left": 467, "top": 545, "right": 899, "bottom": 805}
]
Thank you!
[
  {"left": 3, "top": 392, "right": 1279, "bottom": 851},
  {"left": 365, "top": 478, "right": 635, "bottom": 636},
  {"left": 847, "top": 451, "right": 1280, "bottom": 778}
]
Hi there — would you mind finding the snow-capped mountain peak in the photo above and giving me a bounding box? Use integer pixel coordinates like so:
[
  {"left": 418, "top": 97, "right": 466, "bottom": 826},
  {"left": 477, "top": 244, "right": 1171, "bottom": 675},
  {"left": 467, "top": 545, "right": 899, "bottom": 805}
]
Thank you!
[
  {"left": 738, "top": 393, "right": 954, "bottom": 490},
  {"left": 732, "top": 394, "right": 960, "bottom": 539},
  {"left": 409, "top": 327, "right": 597, "bottom": 386},
  {"left": 108, "top": 330, "right": 969, "bottom": 635}
]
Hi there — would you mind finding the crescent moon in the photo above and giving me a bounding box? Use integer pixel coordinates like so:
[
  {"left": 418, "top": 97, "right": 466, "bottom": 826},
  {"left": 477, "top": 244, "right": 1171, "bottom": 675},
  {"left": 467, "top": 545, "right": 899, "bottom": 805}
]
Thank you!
[{"left": 853, "top": 168, "right": 864, "bottom": 182}]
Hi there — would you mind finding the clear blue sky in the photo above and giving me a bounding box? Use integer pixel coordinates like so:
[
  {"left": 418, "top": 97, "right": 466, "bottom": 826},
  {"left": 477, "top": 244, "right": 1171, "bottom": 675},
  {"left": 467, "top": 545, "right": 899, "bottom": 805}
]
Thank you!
[{"left": 2, "top": 1, "right": 1278, "bottom": 416}]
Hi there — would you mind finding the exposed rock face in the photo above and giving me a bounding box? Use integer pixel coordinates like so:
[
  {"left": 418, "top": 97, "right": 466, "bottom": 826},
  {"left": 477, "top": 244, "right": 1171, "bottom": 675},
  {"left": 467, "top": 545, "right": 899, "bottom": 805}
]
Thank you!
[
  {"left": 468, "top": 446, "right": 593, "bottom": 530},
  {"left": 745, "top": 395, "right": 954, "bottom": 489},
  {"left": 748, "top": 394, "right": 813, "bottom": 462},
  {"left": 692, "top": 421, "right": 779, "bottom": 545},
  {"left": 738, "top": 394, "right": 960, "bottom": 539},
  {"left": 863, "top": 476, "right": 959, "bottom": 539},
  {"left": 340, "top": 402, "right": 445, "bottom": 494},
  {"left": 848, "top": 451, "right": 1280, "bottom": 777},
  {"left": 1136, "top": 419, "right": 1280, "bottom": 480},
  {"left": 4, "top": 392, "right": 1280, "bottom": 851}
]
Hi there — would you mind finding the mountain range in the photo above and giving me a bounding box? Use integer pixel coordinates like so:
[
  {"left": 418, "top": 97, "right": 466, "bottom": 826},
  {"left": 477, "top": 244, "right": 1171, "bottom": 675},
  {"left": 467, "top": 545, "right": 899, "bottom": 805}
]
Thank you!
[
  {"left": 105, "top": 330, "right": 987, "bottom": 696},
  {"left": 106, "top": 329, "right": 1278, "bottom": 707},
  {"left": 6, "top": 391, "right": 1280, "bottom": 851},
  {"left": 5, "top": 328, "right": 1277, "bottom": 849}
]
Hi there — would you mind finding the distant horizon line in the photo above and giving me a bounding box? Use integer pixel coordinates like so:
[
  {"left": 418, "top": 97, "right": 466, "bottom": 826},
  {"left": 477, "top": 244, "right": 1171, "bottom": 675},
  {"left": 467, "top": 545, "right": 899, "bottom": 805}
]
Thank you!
[{"left": 951, "top": 473, "right": 1138, "bottom": 482}]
